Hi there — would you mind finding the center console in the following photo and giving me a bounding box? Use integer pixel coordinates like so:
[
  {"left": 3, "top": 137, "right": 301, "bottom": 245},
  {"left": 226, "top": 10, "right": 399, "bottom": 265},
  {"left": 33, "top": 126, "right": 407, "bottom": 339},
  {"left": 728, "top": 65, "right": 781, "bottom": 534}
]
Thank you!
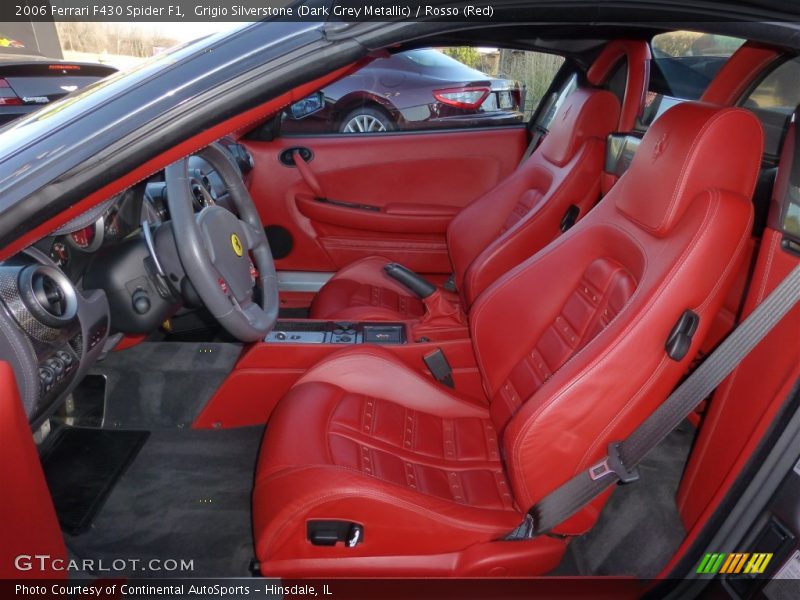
[{"left": 266, "top": 321, "right": 406, "bottom": 345}]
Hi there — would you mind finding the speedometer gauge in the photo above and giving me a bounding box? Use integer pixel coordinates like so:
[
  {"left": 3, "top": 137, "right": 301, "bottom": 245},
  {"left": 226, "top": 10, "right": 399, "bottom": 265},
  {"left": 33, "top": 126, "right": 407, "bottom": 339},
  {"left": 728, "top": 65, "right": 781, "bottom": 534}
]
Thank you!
[
  {"left": 69, "top": 226, "right": 95, "bottom": 249},
  {"left": 66, "top": 218, "right": 104, "bottom": 252}
]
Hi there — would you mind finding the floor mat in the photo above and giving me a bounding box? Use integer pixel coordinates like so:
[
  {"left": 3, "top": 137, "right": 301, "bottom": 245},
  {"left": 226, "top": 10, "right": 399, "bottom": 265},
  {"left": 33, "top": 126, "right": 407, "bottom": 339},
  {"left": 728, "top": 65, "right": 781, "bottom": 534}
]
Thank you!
[
  {"left": 553, "top": 421, "right": 696, "bottom": 579},
  {"left": 87, "top": 342, "right": 242, "bottom": 430},
  {"left": 65, "top": 426, "right": 263, "bottom": 577},
  {"left": 42, "top": 428, "right": 149, "bottom": 536}
]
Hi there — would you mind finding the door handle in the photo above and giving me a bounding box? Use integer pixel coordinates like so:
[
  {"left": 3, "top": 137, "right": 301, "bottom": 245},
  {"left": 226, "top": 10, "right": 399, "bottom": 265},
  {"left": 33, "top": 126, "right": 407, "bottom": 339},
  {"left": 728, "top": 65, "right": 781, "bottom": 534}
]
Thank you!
[{"left": 290, "top": 149, "right": 325, "bottom": 199}]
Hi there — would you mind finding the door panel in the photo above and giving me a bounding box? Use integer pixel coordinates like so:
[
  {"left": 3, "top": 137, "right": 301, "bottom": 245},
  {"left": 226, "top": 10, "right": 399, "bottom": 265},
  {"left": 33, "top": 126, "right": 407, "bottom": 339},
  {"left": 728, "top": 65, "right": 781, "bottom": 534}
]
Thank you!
[{"left": 242, "top": 127, "right": 526, "bottom": 274}]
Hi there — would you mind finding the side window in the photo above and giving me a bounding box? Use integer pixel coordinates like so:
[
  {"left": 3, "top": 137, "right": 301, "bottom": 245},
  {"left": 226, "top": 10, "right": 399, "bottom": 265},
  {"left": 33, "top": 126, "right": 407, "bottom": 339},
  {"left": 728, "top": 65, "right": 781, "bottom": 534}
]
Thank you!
[
  {"left": 783, "top": 179, "right": 800, "bottom": 239},
  {"left": 742, "top": 57, "right": 800, "bottom": 156},
  {"left": 537, "top": 73, "right": 578, "bottom": 132},
  {"left": 643, "top": 31, "right": 745, "bottom": 126},
  {"left": 280, "top": 47, "right": 564, "bottom": 135}
]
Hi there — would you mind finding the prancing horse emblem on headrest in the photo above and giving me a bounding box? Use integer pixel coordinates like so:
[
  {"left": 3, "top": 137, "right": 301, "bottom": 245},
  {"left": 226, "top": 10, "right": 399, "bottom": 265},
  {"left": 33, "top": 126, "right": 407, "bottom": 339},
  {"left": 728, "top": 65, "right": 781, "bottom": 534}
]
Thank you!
[{"left": 652, "top": 133, "right": 669, "bottom": 161}]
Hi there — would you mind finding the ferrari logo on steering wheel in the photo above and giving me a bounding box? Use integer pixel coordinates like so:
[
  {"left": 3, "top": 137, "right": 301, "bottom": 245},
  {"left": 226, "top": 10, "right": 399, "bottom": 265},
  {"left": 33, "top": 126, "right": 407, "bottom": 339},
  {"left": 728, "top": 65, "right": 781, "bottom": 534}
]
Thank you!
[{"left": 230, "top": 233, "right": 244, "bottom": 257}]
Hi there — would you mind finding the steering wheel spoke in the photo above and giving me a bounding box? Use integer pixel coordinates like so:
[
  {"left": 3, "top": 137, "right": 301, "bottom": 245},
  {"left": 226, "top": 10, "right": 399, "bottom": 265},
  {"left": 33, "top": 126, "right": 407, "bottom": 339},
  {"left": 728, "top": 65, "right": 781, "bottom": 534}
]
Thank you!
[{"left": 241, "top": 219, "right": 267, "bottom": 252}]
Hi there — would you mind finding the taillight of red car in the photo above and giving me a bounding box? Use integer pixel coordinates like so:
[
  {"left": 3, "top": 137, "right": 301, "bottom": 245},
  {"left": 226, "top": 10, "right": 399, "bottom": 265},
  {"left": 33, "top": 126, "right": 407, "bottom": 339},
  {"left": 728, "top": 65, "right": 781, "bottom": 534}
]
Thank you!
[
  {"left": 433, "top": 86, "right": 491, "bottom": 109},
  {"left": 0, "top": 78, "right": 22, "bottom": 105}
]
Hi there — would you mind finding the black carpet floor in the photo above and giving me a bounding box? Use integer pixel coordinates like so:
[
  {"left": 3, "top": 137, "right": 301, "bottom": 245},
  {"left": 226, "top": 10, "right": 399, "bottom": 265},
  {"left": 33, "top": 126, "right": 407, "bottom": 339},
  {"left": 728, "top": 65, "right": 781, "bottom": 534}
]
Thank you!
[
  {"left": 554, "top": 421, "right": 696, "bottom": 579},
  {"left": 89, "top": 342, "right": 242, "bottom": 430},
  {"left": 65, "top": 426, "right": 263, "bottom": 577}
]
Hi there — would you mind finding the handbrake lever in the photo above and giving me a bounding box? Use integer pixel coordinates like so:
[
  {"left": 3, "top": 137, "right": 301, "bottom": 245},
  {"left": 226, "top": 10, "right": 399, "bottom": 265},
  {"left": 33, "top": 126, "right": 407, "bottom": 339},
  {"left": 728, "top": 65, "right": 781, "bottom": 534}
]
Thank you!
[{"left": 384, "top": 263, "right": 436, "bottom": 299}]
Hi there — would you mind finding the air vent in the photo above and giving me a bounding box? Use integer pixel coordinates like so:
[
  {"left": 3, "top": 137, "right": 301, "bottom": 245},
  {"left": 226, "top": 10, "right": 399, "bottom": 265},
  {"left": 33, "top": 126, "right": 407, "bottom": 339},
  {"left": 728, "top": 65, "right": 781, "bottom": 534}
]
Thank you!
[{"left": 17, "top": 265, "right": 78, "bottom": 328}]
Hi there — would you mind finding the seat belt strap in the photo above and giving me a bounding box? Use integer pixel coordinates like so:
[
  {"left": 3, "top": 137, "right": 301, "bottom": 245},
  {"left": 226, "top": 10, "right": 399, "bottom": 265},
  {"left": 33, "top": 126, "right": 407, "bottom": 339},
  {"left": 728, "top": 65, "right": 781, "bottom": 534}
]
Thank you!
[
  {"left": 519, "top": 125, "right": 547, "bottom": 166},
  {"left": 507, "top": 262, "right": 800, "bottom": 540}
]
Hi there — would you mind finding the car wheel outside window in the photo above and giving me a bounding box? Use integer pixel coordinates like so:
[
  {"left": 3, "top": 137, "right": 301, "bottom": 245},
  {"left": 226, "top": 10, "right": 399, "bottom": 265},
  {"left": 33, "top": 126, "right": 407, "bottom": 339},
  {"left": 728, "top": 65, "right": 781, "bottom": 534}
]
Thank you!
[{"left": 340, "top": 107, "right": 395, "bottom": 133}]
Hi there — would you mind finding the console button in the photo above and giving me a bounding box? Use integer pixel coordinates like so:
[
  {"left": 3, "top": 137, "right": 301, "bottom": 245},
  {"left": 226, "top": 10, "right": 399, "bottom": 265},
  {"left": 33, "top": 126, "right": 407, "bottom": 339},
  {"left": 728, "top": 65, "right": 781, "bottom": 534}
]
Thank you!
[
  {"left": 39, "top": 366, "right": 54, "bottom": 390},
  {"left": 47, "top": 358, "right": 65, "bottom": 378},
  {"left": 56, "top": 351, "right": 74, "bottom": 367}
]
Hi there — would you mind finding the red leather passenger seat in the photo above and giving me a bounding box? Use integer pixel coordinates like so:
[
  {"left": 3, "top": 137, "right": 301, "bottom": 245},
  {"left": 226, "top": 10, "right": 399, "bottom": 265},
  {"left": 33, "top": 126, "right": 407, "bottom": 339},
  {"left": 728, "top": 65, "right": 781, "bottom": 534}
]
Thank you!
[{"left": 253, "top": 102, "right": 762, "bottom": 576}]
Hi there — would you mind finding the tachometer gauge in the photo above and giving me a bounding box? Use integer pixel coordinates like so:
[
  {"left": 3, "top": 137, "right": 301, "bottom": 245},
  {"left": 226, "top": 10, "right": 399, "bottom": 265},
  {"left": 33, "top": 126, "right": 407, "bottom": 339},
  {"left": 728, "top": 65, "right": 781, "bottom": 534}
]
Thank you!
[
  {"left": 66, "top": 218, "right": 104, "bottom": 252},
  {"left": 104, "top": 207, "right": 121, "bottom": 240},
  {"left": 50, "top": 241, "right": 70, "bottom": 269}
]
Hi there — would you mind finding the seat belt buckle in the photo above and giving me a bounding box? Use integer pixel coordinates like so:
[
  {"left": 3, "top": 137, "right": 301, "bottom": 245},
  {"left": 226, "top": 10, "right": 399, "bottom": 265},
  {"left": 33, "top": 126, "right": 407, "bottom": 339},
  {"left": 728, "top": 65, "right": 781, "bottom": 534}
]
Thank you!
[
  {"left": 588, "top": 442, "right": 640, "bottom": 484},
  {"left": 423, "top": 348, "right": 454, "bottom": 388}
]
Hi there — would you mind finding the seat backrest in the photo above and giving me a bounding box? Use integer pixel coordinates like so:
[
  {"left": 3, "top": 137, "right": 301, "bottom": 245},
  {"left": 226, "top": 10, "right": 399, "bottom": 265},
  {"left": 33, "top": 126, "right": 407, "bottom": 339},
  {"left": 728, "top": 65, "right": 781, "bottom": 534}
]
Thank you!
[
  {"left": 447, "top": 39, "right": 652, "bottom": 309},
  {"left": 469, "top": 102, "right": 763, "bottom": 534},
  {"left": 447, "top": 87, "right": 621, "bottom": 307}
]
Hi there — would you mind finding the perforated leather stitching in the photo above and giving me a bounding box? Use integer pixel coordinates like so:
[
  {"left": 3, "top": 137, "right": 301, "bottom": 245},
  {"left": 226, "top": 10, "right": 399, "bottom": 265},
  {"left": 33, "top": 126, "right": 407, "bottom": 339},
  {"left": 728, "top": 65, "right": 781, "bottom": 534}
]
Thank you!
[
  {"left": 350, "top": 284, "right": 425, "bottom": 317},
  {"left": 494, "top": 258, "right": 636, "bottom": 425},
  {"left": 326, "top": 393, "right": 512, "bottom": 510}
]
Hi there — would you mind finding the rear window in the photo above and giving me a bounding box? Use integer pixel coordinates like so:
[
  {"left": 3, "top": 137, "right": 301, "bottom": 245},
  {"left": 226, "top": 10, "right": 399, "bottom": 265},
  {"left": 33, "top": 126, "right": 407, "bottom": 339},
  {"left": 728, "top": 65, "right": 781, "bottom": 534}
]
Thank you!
[
  {"left": 403, "top": 49, "right": 474, "bottom": 69},
  {"left": 741, "top": 57, "right": 800, "bottom": 156},
  {"left": 643, "top": 31, "right": 745, "bottom": 125}
]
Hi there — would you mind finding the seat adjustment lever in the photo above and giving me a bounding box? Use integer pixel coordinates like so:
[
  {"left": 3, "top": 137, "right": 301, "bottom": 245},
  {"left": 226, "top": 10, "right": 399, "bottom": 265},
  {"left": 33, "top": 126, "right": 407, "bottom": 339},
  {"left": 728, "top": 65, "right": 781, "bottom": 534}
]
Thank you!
[
  {"left": 307, "top": 520, "right": 364, "bottom": 547},
  {"left": 665, "top": 309, "right": 700, "bottom": 361}
]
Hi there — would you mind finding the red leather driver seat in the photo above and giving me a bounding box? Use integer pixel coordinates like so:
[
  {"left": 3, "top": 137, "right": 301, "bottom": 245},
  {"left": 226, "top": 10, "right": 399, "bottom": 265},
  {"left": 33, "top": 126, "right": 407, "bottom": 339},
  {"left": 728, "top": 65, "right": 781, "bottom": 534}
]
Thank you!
[
  {"left": 310, "top": 87, "right": 622, "bottom": 321},
  {"left": 253, "top": 102, "right": 762, "bottom": 576},
  {"left": 309, "top": 41, "right": 653, "bottom": 322}
]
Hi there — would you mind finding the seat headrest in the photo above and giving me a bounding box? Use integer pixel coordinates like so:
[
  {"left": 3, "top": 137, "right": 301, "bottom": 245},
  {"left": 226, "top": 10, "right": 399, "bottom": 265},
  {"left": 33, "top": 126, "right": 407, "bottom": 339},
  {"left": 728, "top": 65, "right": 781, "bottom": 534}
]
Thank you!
[
  {"left": 615, "top": 102, "right": 763, "bottom": 237},
  {"left": 539, "top": 88, "right": 621, "bottom": 167},
  {"left": 587, "top": 40, "right": 652, "bottom": 131}
]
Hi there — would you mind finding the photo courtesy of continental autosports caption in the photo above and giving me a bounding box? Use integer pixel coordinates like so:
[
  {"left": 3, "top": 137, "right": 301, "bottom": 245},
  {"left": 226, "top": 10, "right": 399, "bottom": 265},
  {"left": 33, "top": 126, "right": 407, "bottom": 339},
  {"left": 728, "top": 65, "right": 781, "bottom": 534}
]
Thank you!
[{"left": 0, "top": 0, "right": 799, "bottom": 598}]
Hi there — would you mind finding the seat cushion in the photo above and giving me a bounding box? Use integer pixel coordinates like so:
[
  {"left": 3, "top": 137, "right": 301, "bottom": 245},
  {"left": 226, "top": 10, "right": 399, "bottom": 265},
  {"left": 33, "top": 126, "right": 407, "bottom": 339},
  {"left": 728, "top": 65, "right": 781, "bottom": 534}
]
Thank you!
[
  {"left": 253, "top": 347, "right": 523, "bottom": 569},
  {"left": 309, "top": 256, "right": 425, "bottom": 321}
]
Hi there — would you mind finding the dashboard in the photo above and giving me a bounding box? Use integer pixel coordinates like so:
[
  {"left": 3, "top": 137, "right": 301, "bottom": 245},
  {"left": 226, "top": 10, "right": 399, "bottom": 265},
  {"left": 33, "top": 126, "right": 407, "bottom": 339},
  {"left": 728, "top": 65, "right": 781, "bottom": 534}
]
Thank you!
[
  {"left": 0, "top": 141, "right": 254, "bottom": 428},
  {"left": 38, "top": 153, "right": 238, "bottom": 282}
]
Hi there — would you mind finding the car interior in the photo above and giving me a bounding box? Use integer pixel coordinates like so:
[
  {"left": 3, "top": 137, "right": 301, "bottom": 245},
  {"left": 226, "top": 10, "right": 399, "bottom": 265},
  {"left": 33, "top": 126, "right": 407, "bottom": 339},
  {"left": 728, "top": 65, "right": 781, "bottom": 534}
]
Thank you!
[{"left": 1, "top": 21, "right": 800, "bottom": 590}]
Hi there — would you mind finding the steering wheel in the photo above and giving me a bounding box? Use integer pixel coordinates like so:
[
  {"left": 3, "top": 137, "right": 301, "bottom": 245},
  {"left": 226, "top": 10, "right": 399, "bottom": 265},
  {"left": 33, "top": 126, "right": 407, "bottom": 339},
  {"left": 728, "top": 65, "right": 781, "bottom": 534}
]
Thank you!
[{"left": 165, "top": 143, "right": 278, "bottom": 342}]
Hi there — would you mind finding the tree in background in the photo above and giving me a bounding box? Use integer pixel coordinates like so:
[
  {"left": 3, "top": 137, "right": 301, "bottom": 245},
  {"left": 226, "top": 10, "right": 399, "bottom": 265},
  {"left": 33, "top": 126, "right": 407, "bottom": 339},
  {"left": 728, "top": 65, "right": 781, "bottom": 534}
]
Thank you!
[
  {"left": 497, "top": 49, "right": 564, "bottom": 118},
  {"left": 442, "top": 46, "right": 482, "bottom": 70},
  {"left": 652, "top": 31, "right": 744, "bottom": 57}
]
